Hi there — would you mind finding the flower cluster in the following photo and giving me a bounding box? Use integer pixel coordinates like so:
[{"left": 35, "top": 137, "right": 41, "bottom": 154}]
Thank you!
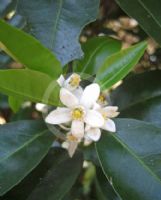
[{"left": 45, "top": 74, "right": 119, "bottom": 157}]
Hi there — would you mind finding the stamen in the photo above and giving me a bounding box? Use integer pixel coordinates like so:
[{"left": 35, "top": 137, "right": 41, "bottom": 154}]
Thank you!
[
  {"left": 97, "top": 93, "right": 108, "bottom": 105},
  {"left": 69, "top": 74, "right": 81, "bottom": 87},
  {"left": 71, "top": 107, "right": 85, "bottom": 120}
]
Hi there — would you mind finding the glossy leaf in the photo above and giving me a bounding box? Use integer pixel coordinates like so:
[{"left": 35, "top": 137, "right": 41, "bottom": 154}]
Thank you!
[
  {"left": 111, "top": 70, "right": 161, "bottom": 127},
  {"left": 95, "top": 41, "right": 147, "bottom": 89},
  {"left": 75, "top": 36, "right": 121, "bottom": 74},
  {"left": 0, "top": 69, "right": 60, "bottom": 106},
  {"left": 27, "top": 150, "right": 83, "bottom": 200},
  {"left": 0, "top": 148, "right": 81, "bottom": 200},
  {"left": 95, "top": 167, "right": 120, "bottom": 200},
  {"left": 17, "top": 0, "right": 100, "bottom": 65},
  {"left": 0, "top": 120, "right": 53, "bottom": 196},
  {"left": 116, "top": 0, "right": 161, "bottom": 46},
  {"left": 0, "top": 19, "right": 62, "bottom": 78},
  {"left": 96, "top": 118, "right": 161, "bottom": 200}
]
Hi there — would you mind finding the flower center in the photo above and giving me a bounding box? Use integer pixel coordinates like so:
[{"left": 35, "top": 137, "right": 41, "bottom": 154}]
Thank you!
[
  {"left": 69, "top": 74, "right": 81, "bottom": 87},
  {"left": 71, "top": 107, "right": 85, "bottom": 120}
]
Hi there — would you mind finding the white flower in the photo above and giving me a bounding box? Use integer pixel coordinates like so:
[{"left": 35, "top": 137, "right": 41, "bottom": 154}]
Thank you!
[
  {"left": 45, "top": 83, "right": 104, "bottom": 140},
  {"left": 85, "top": 104, "right": 119, "bottom": 142},
  {"left": 57, "top": 73, "right": 83, "bottom": 99},
  {"left": 62, "top": 133, "right": 81, "bottom": 157},
  {"left": 57, "top": 73, "right": 81, "bottom": 91},
  {"left": 46, "top": 73, "right": 119, "bottom": 157}
]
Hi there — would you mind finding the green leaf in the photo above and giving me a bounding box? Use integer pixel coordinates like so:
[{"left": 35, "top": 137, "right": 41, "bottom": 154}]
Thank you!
[
  {"left": 27, "top": 150, "right": 83, "bottom": 200},
  {"left": 17, "top": 0, "right": 100, "bottom": 65},
  {"left": 1, "top": 148, "right": 81, "bottom": 200},
  {"left": 0, "top": 69, "right": 60, "bottom": 106},
  {"left": 0, "top": 120, "right": 53, "bottom": 196},
  {"left": 75, "top": 36, "right": 121, "bottom": 74},
  {"left": 96, "top": 118, "right": 161, "bottom": 200},
  {"left": 111, "top": 70, "right": 161, "bottom": 128},
  {"left": 8, "top": 96, "right": 24, "bottom": 113},
  {"left": 116, "top": 0, "right": 161, "bottom": 46},
  {"left": 0, "top": 19, "right": 62, "bottom": 78},
  {"left": 95, "top": 41, "right": 147, "bottom": 89},
  {"left": 95, "top": 167, "right": 120, "bottom": 200}
]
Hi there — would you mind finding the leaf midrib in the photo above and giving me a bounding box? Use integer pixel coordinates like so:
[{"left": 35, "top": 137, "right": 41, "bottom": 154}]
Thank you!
[
  {"left": 95, "top": 144, "right": 123, "bottom": 200},
  {"left": 120, "top": 93, "right": 161, "bottom": 111},
  {"left": 0, "top": 84, "right": 54, "bottom": 106},
  {"left": 99, "top": 48, "right": 140, "bottom": 89},
  {"left": 81, "top": 40, "right": 115, "bottom": 74},
  {"left": 0, "top": 129, "right": 48, "bottom": 163},
  {"left": 112, "top": 133, "right": 161, "bottom": 185},
  {"left": 50, "top": 0, "right": 63, "bottom": 50},
  {"left": 138, "top": 0, "right": 161, "bottom": 29}
]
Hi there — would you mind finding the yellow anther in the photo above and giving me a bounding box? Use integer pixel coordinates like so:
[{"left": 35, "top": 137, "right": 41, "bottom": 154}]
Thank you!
[
  {"left": 71, "top": 107, "right": 84, "bottom": 120},
  {"left": 98, "top": 94, "right": 106, "bottom": 103},
  {"left": 97, "top": 93, "right": 108, "bottom": 105},
  {"left": 69, "top": 74, "right": 81, "bottom": 87}
]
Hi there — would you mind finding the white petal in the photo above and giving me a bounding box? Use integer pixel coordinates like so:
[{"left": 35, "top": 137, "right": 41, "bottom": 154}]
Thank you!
[
  {"left": 103, "top": 106, "right": 119, "bottom": 118},
  {"left": 93, "top": 102, "right": 101, "bottom": 110},
  {"left": 80, "top": 83, "right": 100, "bottom": 108},
  {"left": 71, "top": 120, "right": 84, "bottom": 139},
  {"left": 60, "top": 88, "right": 79, "bottom": 108},
  {"left": 102, "top": 119, "right": 116, "bottom": 132},
  {"left": 72, "top": 86, "right": 83, "bottom": 99},
  {"left": 84, "top": 138, "right": 93, "bottom": 146},
  {"left": 84, "top": 110, "right": 104, "bottom": 127},
  {"left": 57, "top": 75, "right": 65, "bottom": 86},
  {"left": 85, "top": 124, "right": 91, "bottom": 132},
  {"left": 86, "top": 128, "right": 101, "bottom": 141},
  {"left": 68, "top": 140, "right": 78, "bottom": 157},
  {"left": 45, "top": 107, "right": 71, "bottom": 124}
]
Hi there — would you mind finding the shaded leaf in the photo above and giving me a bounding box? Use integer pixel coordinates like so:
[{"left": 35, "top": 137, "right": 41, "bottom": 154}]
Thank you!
[
  {"left": 95, "top": 167, "right": 120, "bottom": 200},
  {"left": 27, "top": 150, "right": 83, "bottom": 200},
  {"left": 111, "top": 70, "right": 161, "bottom": 127},
  {"left": 0, "top": 148, "right": 73, "bottom": 200},
  {"left": 17, "top": 0, "right": 100, "bottom": 65},
  {"left": 96, "top": 118, "right": 161, "bottom": 200},
  {"left": 116, "top": 0, "right": 161, "bottom": 46},
  {"left": 0, "top": 120, "right": 53, "bottom": 196}
]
